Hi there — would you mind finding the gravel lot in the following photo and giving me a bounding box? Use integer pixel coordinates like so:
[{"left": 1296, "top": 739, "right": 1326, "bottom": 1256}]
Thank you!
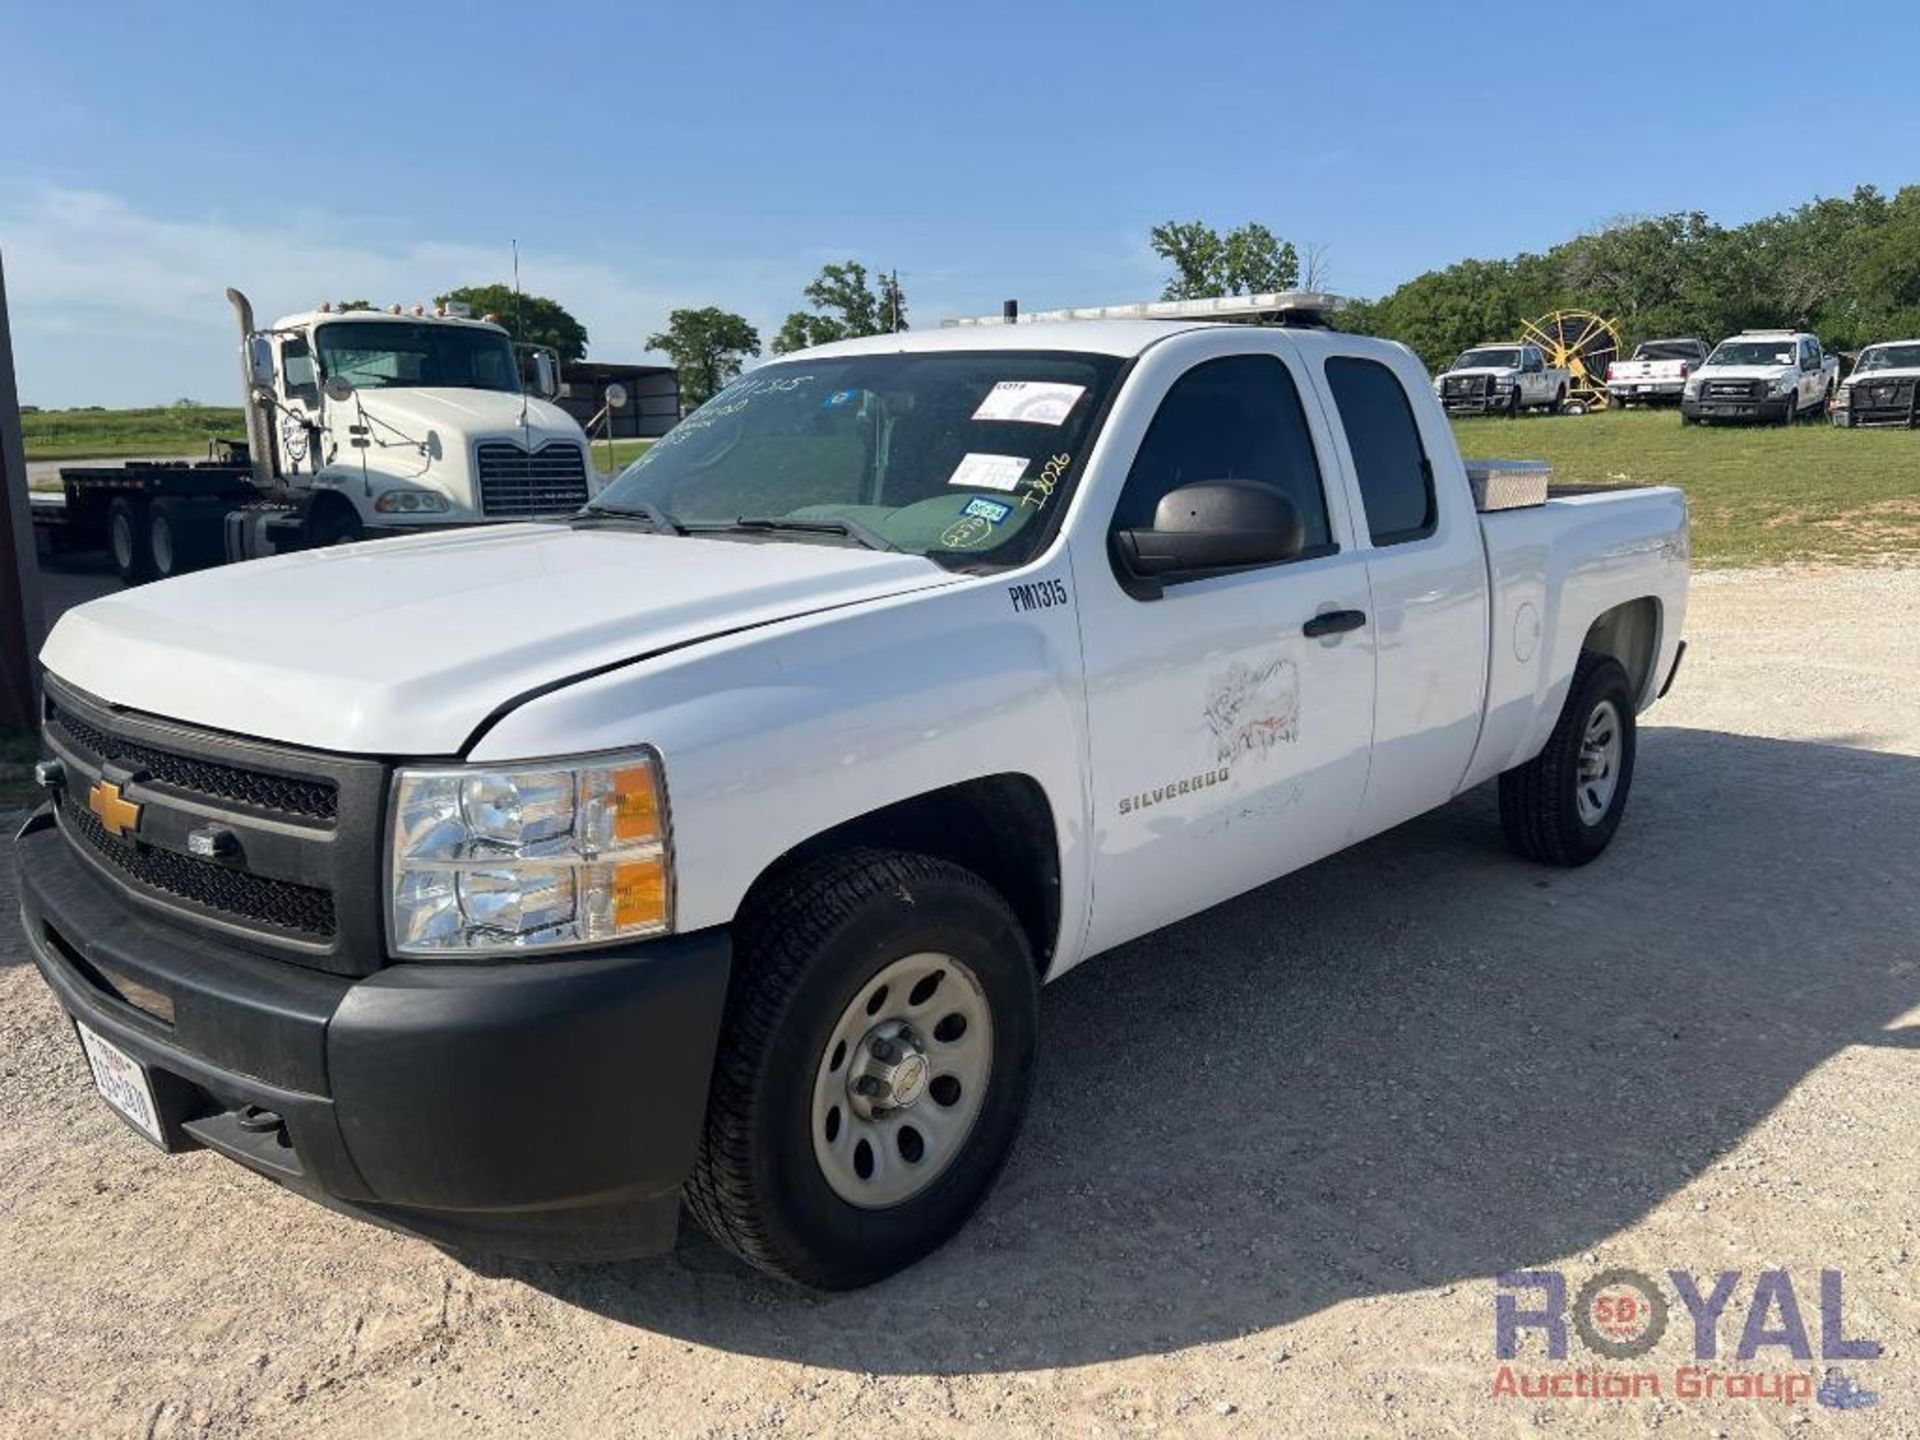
[{"left": 1, "top": 565, "right": 1914, "bottom": 1438}]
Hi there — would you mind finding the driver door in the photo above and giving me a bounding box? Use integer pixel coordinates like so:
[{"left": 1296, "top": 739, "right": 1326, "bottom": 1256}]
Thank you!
[{"left": 1074, "top": 336, "right": 1377, "bottom": 956}]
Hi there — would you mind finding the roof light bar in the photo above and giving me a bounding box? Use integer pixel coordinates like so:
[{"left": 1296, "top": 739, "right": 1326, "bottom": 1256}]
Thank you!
[{"left": 945, "top": 290, "right": 1347, "bottom": 328}]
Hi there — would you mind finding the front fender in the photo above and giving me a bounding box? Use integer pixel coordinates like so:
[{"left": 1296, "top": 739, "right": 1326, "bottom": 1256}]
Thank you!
[{"left": 468, "top": 557, "right": 1094, "bottom": 966}]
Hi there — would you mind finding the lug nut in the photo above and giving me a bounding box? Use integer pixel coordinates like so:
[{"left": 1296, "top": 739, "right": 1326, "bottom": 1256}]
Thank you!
[
  {"left": 870, "top": 1039, "right": 897, "bottom": 1063},
  {"left": 855, "top": 1076, "right": 885, "bottom": 1097}
]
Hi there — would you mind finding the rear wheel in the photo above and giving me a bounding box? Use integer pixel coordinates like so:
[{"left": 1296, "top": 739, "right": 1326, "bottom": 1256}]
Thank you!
[
  {"left": 1500, "top": 652, "right": 1637, "bottom": 867},
  {"left": 146, "top": 498, "right": 217, "bottom": 580},
  {"left": 107, "top": 497, "right": 156, "bottom": 585},
  {"left": 305, "top": 500, "right": 365, "bottom": 547},
  {"left": 685, "top": 849, "right": 1040, "bottom": 1289}
]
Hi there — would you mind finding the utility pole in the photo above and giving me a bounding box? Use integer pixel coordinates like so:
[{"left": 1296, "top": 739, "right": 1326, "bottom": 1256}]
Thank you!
[{"left": 0, "top": 247, "right": 44, "bottom": 732}]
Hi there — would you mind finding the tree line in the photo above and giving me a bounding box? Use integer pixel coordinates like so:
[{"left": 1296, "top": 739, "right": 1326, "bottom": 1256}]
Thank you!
[
  {"left": 1336, "top": 185, "right": 1920, "bottom": 368},
  {"left": 449, "top": 181, "right": 1920, "bottom": 410}
]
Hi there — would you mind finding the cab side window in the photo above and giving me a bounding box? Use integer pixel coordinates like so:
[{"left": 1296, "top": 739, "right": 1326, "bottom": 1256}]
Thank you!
[
  {"left": 1111, "top": 354, "right": 1332, "bottom": 555},
  {"left": 282, "top": 337, "right": 318, "bottom": 404},
  {"left": 1324, "top": 356, "right": 1436, "bottom": 547}
]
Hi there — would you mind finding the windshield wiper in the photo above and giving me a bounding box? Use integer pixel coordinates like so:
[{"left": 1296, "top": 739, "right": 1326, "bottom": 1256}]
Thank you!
[
  {"left": 718, "top": 515, "right": 898, "bottom": 553},
  {"left": 576, "top": 500, "right": 686, "bottom": 536}
]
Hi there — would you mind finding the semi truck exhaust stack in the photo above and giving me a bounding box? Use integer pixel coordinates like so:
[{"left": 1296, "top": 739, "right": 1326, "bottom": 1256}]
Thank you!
[{"left": 226, "top": 288, "right": 275, "bottom": 487}]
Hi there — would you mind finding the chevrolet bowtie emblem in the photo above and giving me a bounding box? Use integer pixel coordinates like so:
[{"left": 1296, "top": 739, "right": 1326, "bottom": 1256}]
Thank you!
[{"left": 87, "top": 779, "right": 142, "bottom": 839}]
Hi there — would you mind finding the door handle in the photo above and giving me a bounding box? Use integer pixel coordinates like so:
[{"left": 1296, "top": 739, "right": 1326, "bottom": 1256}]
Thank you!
[{"left": 1302, "top": 608, "right": 1368, "bottom": 638}]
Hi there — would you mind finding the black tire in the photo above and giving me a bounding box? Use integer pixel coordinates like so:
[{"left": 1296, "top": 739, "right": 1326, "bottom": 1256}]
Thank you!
[
  {"left": 1778, "top": 392, "right": 1798, "bottom": 426},
  {"left": 1549, "top": 385, "right": 1567, "bottom": 416},
  {"left": 1505, "top": 386, "right": 1522, "bottom": 418},
  {"left": 1499, "top": 652, "right": 1637, "bottom": 867},
  {"left": 106, "top": 496, "right": 156, "bottom": 585},
  {"left": 685, "top": 848, "right": 1040, "bottom": 1289},
  {"left": 147, "top": 498, "right": 218, "bottom": 580},
  {"left": 306, "top": 500, "right": 365, "bottom": 547}
]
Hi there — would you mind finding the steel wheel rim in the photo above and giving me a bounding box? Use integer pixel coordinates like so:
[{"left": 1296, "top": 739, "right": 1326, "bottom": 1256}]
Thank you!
[
  {"left": 810, "top": 951, "right": 993, "bottom": 1209},
  {"left": 1577, "top": 698, "right": 1623, "bottom": 824},
  {"left": 150, "top": 514, "right": 174, "bottom": 574},
  {"left": 110, "top": 511, "right": 134, "bottom": 572}
]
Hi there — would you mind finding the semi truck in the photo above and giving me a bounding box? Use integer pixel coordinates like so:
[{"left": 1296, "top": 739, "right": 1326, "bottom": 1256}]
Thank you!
[
  {"left": 16, "top": 293, "right": 1689, "bottom": 1289},
  {"left": 31, "top": 291, "right": 597, "bottom": 584}
]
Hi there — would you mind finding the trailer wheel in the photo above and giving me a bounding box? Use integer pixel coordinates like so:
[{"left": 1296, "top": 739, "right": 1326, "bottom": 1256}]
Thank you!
[
  {"left": 107, "top": 497, "right": 156, "bottom": 585},
  {"left": 147, "top": 499, "right": 219, "bottom": 580},
  {"left": 685, "top": 848, "right": 1039, "bottom": 1289},
  {"left": 1499, "top": 652, "right": 1637, "bottom": 867}
]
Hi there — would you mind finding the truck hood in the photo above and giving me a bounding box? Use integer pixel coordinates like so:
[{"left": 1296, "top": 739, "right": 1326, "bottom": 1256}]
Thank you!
[
  {"left": 1441, "top": 366, "right": 1519, "bottom": 380},
  {"left": 42, "top": 525, "right": 959, "bottom": 755},
  {"left": 1845, "top": 366, "right": 1920, "bottom": 387},
  {"left": 345, "top": 387, "right": 580, "bottom": 441},
  {"left": 1692, "top": 364, "right": 1795, "bottom": 383}
]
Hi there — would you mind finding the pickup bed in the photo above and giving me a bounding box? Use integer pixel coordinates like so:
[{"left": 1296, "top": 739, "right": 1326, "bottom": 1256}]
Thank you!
[{"left": 15, "top": 316, "right": 1689, "bottom": 1289}]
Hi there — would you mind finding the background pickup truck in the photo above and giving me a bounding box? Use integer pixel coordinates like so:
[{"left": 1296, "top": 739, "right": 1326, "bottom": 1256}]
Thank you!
[
  {"left": 16, "top": 311, "right": 1690, "bottom": 1291},
  {"left": 1434, "top": 342, "right": 1571, "bottom": 416},
  {"left": 1830, "top": 339, "right": 1920, "bottom": 427},
  {"left": 1606, "top": 338, "right": 1711, "bottom": 407},
  {"left": 1682, "top": 330, "right": 1839, "bottom": 425}
]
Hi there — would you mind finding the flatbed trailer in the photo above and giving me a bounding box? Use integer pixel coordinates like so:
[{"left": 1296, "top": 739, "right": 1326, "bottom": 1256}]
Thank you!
[{"left": 30, "top": 458, "right": 292, "bottom": 584}]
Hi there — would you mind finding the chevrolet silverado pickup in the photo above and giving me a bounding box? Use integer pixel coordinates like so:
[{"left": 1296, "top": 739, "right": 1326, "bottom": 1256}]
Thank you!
[
  {"left": 1434, "top": 342, "right": 1570, "bottom": 416},
  {"left": 1606, "top": 338, "right": 1710, "bottom": 408},
  {"left": 1829, "top": 339, "right": 1920, "bottom": 427},
  {"left": 15, "top": 303, "right": 1690, "bottom": 1289},
  {"left": 1681, "top": 330, "right": 1838, "bottom": 425}
]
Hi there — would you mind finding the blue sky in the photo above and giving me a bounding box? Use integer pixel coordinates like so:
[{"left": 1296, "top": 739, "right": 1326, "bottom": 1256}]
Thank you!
[{"left": 5, "top": 2, "right": 1918, "bottom": 407}]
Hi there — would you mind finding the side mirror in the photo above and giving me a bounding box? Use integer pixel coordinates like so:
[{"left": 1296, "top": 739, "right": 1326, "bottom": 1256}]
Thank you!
[
  {"left": 246, "top": 335, "right": 275, "bottom": 390},
  {"left": 1114, "top": 480, "right": 1304, "bottom": 590},
  {"left": 532, "top": 350, "right": 559, "bottom": 400}
]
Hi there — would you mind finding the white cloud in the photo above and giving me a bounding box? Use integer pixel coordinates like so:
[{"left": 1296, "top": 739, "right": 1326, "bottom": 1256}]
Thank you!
[{"left": 0, "top": 187, "right": 754, "bottom": 407}]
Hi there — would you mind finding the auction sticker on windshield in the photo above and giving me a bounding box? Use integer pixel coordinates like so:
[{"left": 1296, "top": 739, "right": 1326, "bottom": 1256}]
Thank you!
[
  {"left": 947, "top": 453, "right": 1031, "bottom": 492},
  {"left": 972, "top": 381, "right": 1087, "bottom": 425},
  {"left": 75, "top": 1020, "right": 163, "bottom": 1146}
]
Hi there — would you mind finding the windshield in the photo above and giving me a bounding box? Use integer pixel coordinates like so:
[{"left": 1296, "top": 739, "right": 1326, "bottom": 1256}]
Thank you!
[
  {"left": 314, "top": 320, "right": 522, "bottom": 393},
  {"left": 1706, "top": 341, "right": 1796, "bottom": 367},
  {"left": 594, "top": 350, "right": 1124, "bottom": 566},
  {"left": 1454, "top": 348, "right": 1520, "bottom": 370},
  {"left": 1856, "top": 344, "right": 1920, "bottom": 372},
  {"left": 1633, "top": 341, "right": 1703, "bottom": 362}
]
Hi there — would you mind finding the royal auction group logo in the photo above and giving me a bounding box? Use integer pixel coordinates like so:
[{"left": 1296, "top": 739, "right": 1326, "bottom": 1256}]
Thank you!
[{"left": 1493, "top": 1268, "right": 1882, "bottom": 1411}]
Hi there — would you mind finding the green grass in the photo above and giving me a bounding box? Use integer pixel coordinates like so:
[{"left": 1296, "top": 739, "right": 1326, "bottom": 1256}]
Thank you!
[
  {"left": 591, "top": 437, "right": 655, "bottom": 474},
  {"left": 21, "top": 403, "right": 245, "bottom": 463},
  {"left": 1452, "top": 408, "right": 1920, "bottom": 568}
]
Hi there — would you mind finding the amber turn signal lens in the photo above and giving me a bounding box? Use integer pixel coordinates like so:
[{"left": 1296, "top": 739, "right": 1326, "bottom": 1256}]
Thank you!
[
  {"left": 611, "top": 766, "right": 661, "bottom": 843},
  {"left": 611, "top": 855, "right": 668, "bottom": 930}
]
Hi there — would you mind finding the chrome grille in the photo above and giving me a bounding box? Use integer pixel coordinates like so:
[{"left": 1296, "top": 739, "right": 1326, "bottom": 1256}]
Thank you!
[
  {"left": 1705, "top": 379, "right": 1764, "bottom": 401},
  {"left": 475, "top": 441, "right": 590, "bottom": 516}
]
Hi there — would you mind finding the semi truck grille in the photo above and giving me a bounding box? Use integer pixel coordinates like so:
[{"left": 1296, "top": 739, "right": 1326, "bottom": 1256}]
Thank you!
[
  {"left": 1704, "top": 379, "right": 1764, "bottom": 401},
  {"left": 59, "top": 795, "right": 337, "bottom": 939},
  {"left": 476, "top": 441, "right": 590, "bottom": 517},
  {"left": 48, "top": 701, "right": 338, "bottom": 821},
  {"left": 40, "top": 677, "right": 387, "bottom": 974}
]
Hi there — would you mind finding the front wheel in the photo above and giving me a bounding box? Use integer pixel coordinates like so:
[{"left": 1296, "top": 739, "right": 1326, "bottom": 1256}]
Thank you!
[
  {"left": 685, "top": 849, "right": 1040, "bottom": 1288},
  {"left": 1499, "top": 653, "right": 1637, "bottom": 866}
]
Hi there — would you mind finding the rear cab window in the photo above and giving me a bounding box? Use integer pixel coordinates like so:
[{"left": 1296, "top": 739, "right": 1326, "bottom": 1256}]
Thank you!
[{"left": 1321, "top": 356, "right": 1436, "bottom": 546}]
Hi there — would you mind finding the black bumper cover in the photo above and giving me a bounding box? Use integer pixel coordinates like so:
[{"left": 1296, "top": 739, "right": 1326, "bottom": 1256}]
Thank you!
[
  {"left": 1681, "top": 393, "right": 1794, "bottom": 423},
  {"left": 15, "top": 807, "right": 731, "bottom": 1259}
]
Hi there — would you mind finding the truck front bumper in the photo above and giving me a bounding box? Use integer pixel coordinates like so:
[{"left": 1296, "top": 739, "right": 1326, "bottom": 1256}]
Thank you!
[
  {"left": 1440, "top": 391, "right": 1517, "bottom": 416},
  {"left": 15, "top": 806, "right": 732, "bottom": 1260},
  {"left": 1681, "top": 393, "right": 1795, "bottom": 423}
]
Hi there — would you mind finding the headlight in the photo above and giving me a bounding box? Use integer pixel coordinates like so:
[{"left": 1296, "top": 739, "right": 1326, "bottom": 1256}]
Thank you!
[
  {"left": 387, "top": 750, "right": 671, "bottom": 955},
  {"left": 1832, "top": 385, "right": 1851, "bottom": 407},
  {"left": 1768, "top": 377, "right": 1795, "bottom": 396},
  {"left": 1490, "top": 375, "right": 1516, "bottom": 390},
  {"left": 374, "top": 489, "right": 451, "bottom": 514},
  {"left": 1684, "top": 378, "right": 1704, "bottom": 397}
]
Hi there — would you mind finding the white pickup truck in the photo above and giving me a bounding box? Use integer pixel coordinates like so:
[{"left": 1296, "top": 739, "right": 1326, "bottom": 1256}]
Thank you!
[
  {"left": 1681, "top": 330, "right": 1839, "bottom": 425},
  {"left": 1606, "top": 338, "right": 1710, "bottom": 408},
  {"left": 16, "top": 304, "right": 1689, "bottom": 1289},
  {"left": 1829, "top": 339, "right": 1920, "bottom": 427},
  {"left": 1434, "top": 342, "right": 1571, "bottom": 416}
]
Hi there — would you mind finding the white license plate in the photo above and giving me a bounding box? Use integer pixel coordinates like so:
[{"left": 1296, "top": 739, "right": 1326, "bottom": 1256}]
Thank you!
[
  {"left": 1638, "top": 384, "right": 1655, "bottom": 393},
  {"left": 75, "top": 1020, "right": 164, "bottom": 1146}
]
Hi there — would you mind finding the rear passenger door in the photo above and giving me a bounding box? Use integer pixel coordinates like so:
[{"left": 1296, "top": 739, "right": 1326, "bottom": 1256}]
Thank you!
[
  {"left": 1306, "top": 337, "right": 1490, "bottom": 841},
  {"left": 1075, "top": 334, "right": 1377, "bottom": 956}
]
